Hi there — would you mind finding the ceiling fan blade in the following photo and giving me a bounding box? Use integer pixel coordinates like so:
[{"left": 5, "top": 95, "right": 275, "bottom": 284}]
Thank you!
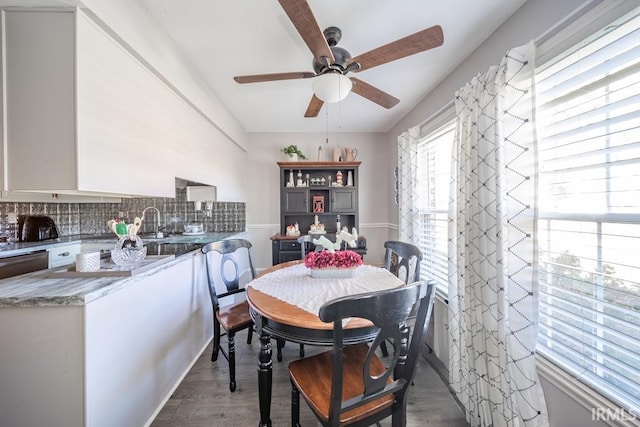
[
  {"left": 278, "top": 0, "right": 335, "bottom": 64},
  {"left": 234, "top": 71, "right": 316, "bottom": 84},
  {"left": 348, "top": 25, "right": 444, "bottom": 72},
  {"left": 349, "top": 77, "right": 399, "bottom": 109},
  {"left": 304, "top": 94, "right": 324, "bottom": 117}
]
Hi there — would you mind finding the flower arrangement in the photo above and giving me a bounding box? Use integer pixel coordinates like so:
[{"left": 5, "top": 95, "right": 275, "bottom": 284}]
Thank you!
[{"left": 304, "top": 250, "right": 363, "bottom": 269}]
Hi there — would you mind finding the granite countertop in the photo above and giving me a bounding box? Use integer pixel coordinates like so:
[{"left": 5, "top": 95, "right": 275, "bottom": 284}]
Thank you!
[
  {"left": 0, "top": 231, "right": 243, "bottom": 307},
  {"left": 0, "top": 232, "right": 239, "bottom": 257},
  {"left": 0, "top": 256, "right": 187, "bottom": 308}
]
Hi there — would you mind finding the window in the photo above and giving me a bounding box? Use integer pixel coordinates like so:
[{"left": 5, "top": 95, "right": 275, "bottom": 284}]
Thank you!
[
  {"left": 535, "top": 6, "right": 640, "bottom": 412},
  {"left": 416, "top": 117, "right": 455, "bottom": 296}
]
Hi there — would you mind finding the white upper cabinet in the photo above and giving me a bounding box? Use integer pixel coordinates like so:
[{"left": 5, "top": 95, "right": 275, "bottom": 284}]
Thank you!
[{"left": 2, "top": 9, "right": 176, "bottom": 197}]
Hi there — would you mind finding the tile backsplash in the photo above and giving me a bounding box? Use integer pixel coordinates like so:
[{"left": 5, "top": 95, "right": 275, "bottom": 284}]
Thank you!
[{"left": 0, "top": 188, "right": 245, "bottom": 238}]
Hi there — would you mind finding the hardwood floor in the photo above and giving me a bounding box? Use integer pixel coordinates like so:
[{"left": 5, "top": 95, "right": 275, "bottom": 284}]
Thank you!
[{"left": 151, "top": 332, "right": 470, "bottom": 426}]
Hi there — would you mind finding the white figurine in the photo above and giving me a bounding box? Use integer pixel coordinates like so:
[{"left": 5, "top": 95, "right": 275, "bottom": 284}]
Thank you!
[
  {"left": 312, "top": 235, "right": 341, "bottom": 252},
  {"left": 337, "top": 228, "right": 358, "bottom": 248},
  {"left": 312, "top": 227, "right": 358, "bottom": 252}
]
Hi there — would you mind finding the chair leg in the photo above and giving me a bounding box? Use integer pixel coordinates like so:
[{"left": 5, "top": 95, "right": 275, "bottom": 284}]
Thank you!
[
  {"left": 291, "top": 379, "right": 301, "bottom": 427},
  {"left": 425, "top": 342, "right": 433, "bottom": 353},
  {"left": 391, "top": 397, "right": 408, "bottom": 427},
  {"left": 299, "top": 344, "right": 305, "bottom": 358},
  {"left": 211, "top": 317, "right": 221, "bottom": 362},
  {"left": 247, "top": 324, "right": 253, "bottom": 345},
  {"left": 228, "top": 331, "right": 237, "bottom": 392},
  {"left": 276, "top": 339, "right": 284, "bottom": 362},
  {"left": 380, "top": 340, "right": 389, "bottom": 357}
]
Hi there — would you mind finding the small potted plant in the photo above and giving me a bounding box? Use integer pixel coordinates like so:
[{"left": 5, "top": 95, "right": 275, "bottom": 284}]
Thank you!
[{"left": 281, "top": 145, "right": 306, "bottom": 161}]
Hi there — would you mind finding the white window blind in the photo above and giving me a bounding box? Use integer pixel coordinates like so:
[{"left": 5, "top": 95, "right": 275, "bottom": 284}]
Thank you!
[
  {"left": 416, "top": 119, "right": 455, "bottom": 296},
  {"left": 535, "top": 6, "right": 640, "bottom": 412}
]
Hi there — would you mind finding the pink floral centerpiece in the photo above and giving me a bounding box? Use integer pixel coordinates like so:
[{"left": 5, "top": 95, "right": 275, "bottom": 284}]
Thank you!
[{"left": 304, "top": 250, "right": 363, "bottom": 278}]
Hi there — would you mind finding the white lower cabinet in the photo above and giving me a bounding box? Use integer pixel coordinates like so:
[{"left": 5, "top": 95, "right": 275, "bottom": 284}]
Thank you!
[
  {"left": 47, "top": 243, "right": 81, "bottom": 268},
  {"left": 0, "top": 254, "right": 211, "bottom": 427}
]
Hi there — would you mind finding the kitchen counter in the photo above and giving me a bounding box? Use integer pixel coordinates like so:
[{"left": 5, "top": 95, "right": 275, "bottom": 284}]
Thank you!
[
  {"left": 0, "top": 232, "right": 242, "bottom": 307},
  {"left": 0, "top": 255, "right": 184, "bottom": 308},
  {"left": 0, "top": 231, "right": 245, "bottom": 427}
]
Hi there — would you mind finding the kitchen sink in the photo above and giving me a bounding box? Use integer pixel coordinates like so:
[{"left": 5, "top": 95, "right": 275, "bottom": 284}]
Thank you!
[
  {"left": 144, "top": 242, "right": 204, "bottom": 257},
  {"left": 137, "top": 234, "right": 170, "bottom": 243}
]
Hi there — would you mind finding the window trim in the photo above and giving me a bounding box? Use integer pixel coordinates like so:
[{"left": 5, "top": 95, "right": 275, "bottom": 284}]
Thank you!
[
  {"left": 415, "top": 111, "right": 455, "bottom": 297},
  {"left": 537, "top": 355, "right": 640, "bottom": 427}
]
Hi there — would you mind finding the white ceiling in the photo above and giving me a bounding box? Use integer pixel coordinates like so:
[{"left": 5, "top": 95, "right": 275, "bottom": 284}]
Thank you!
[
  {"left": 1, "top": 0, "right": 528, "bottom": 133},
  {"left": 136, "top": 0, "right": 529, "bottom": 133}
]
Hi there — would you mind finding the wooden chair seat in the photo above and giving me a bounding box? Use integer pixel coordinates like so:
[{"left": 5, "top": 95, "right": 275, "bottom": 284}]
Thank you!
[
  {"left": 288, "top": 281, "right": 436, "bottom": 426},
  {"left": 289, "top": 343, "right": 394, "bottom": 425},
  {"left": 216, "top": 300, "right": 253, "bottom": 331}
]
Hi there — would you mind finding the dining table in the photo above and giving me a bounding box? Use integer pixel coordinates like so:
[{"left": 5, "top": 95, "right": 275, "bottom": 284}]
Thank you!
[{"left": 246, "top": 260, "right": 404, "bottom": 427}]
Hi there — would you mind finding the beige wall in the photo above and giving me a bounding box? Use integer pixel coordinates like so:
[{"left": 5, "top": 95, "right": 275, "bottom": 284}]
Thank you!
[{"left": 245, "top": 132, "right": 392, "bottom": 269}]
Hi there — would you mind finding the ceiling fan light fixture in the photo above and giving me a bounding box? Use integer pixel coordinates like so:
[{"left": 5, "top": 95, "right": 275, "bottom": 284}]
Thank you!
[{"left": 312, "top": 73, "right": 352, "bottom": 103}]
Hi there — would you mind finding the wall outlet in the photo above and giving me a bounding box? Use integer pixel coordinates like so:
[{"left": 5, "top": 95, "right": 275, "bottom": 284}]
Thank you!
[{"left": 7, "top": 213, "right": 17, "bottom": 224}]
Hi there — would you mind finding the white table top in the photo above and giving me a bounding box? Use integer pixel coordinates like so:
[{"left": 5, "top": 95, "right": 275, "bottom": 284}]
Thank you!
[{"left": 248, "top": 263, "right": 403, "bottom": 317}]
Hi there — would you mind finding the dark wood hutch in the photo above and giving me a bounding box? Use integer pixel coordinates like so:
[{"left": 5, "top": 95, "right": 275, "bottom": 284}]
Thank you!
[{"left": 270, "top": 161, "right": 367, "bottom": 265}]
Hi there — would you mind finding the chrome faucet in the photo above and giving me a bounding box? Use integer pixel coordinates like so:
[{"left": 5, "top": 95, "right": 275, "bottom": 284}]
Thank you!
[{"left": 141, "top": 207, "right": 164, "bottom": 238}]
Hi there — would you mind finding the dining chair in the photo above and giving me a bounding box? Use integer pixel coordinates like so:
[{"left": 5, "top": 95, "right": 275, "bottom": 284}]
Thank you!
[
  {"left": 380, "top": 240, "right": 424, "bottom": 357},
  {"left": 383, "top": 240, "right": 423, "bottom": 284},
  {"left": 274, "top": 233, "right": 319, "bottom": 361},
  {"left": 201, "top": 239, "right": 256, "bottom": 392},
  {"left": 288, "top": 280, "right": 436, "bottom": 426}
]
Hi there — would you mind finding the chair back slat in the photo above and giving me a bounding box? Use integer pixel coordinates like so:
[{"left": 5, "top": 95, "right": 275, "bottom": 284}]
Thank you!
[
  {"left": 383, "top": 240, "right": 423, "bottom": 284},
  {"left": 201, "top": 239, "right": 256, "bottom": 309},
  {"left": 318, "top": 280, "right": 436, "bottom": 425}
]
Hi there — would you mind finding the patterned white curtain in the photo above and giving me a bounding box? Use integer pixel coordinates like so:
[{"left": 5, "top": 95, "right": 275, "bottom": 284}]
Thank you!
[
  {"left": 397, "top": 126, "right": 421, "bottom": 243},
  {"left": 448, "top": 40, "right": 548, "bottom": 427}
]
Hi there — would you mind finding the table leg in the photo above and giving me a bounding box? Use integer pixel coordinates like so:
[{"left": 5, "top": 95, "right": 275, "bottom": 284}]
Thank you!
[{"left": 258, "top": 330, "right": 273, "bottom": 427}]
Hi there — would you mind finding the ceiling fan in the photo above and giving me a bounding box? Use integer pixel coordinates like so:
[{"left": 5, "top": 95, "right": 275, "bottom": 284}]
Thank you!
[{"left": 233, "top": 0, "right": 444, "bottom": 117}]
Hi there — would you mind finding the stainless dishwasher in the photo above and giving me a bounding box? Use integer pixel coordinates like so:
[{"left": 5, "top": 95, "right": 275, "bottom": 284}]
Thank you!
[{"left": 0, "top": 250, "right": 49, "bottom": 279}]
